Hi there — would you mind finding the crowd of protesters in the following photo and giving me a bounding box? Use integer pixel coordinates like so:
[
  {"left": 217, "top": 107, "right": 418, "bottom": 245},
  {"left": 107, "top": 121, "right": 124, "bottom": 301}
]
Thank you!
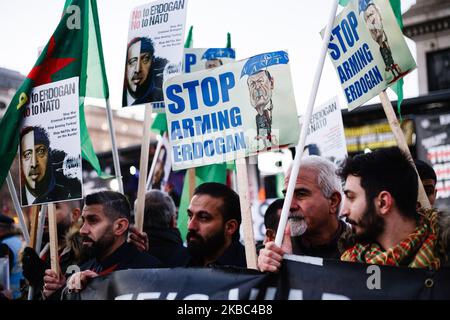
[{"left": 0, "top": 146, "right": 449, "bottom": 300}]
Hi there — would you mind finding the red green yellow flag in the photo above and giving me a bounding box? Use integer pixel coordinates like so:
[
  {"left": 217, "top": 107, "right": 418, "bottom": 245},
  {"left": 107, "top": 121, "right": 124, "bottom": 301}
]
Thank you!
[{"left": 0, "top": 0, "right": 110, "bottom": 187}]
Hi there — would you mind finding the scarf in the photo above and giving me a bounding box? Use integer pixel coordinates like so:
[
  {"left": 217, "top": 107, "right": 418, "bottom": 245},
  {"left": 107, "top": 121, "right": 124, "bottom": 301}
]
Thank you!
[{"left": 341, "top": 210, "right": 441, "bottom": 269}]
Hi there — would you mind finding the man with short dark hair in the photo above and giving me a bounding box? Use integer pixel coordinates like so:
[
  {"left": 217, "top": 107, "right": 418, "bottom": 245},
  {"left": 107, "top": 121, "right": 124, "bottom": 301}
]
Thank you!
[
  {"left": 415, "top": 159, "right": 438, "bottom": 207},
  {"left": 339, "top": 147, "right": 449, "bottom": 269},
  {"left": 130, "top": 183, "right": 247, "bottom": 268},
  {"left": 43, "top": 191, "right": 162, "bottom": 298},
  {"left": 263, "top": 199, "right": 284, "bottom": 243},
  {"left": 186, "top": 182, "right": 246, "bottom": 268}
]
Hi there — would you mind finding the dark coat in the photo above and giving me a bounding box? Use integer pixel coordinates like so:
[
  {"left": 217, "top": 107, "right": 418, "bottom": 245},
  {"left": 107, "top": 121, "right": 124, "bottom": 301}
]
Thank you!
[
  {"left": 187, "top": 239, "right": 247, "bottom": 269},
  {"left": 80, "top": 241, "right": 163, "bottom": 276},
  {"left": 145, "top": 227, "right": 190, "bottom": 268}
]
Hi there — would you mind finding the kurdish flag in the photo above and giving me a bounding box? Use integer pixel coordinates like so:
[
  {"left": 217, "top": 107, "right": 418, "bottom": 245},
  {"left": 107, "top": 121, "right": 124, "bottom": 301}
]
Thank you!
[{"left": 0, "top": 0, "right": 109, "bottom": 187}]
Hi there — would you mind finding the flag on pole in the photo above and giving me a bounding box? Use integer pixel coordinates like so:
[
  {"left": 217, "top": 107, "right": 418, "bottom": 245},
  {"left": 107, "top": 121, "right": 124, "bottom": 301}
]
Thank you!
[
  {"left": 0, "top": 0, "right": 109, "bottom": 187},
  {"left": 388, "top": 0, "right": 404, "bottom": 119}
]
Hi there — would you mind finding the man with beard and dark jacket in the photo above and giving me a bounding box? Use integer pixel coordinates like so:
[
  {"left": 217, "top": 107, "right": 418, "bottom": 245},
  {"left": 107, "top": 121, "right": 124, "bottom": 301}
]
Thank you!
[
  {"left": 122, "top": 36, "right": 168, "bottom": 106},
  {"left": 130, "top": 183, "right": 247, "bottom": 268},
  {"left": 185, "top": 182, "right": 246, "bottom": 268},
  {"left": 42, "top": 191, "right": 162, "bottom": 299},
  {"left": 338, "top": 147, "right": 450, "bottom": 269}
]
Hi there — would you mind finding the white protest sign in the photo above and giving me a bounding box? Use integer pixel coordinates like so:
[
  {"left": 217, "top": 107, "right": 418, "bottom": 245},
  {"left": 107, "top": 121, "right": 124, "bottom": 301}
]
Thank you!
[
  {"left": 183, "top": 48, "right": 236, "bottom": 73},
  {"left": 302, "top": 97, "right": 347, "bottom": 166},
  {"left": 326, "top": 0, "right": 416, "bottom": 110},
  {"left": 164, "top": 50, "right": 300, "bottom": 171},
  {"left": 19, "top": 77, "right": 82, "bottom": 207},
  {"left": 122, "top": 0, "right": 188, "bottom": 112}
]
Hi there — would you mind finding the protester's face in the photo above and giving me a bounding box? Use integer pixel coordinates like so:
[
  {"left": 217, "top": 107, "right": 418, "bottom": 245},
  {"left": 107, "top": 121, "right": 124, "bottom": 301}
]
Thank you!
[
  {"left": 126, "top": 41, "right": 152, "bottom": 94},
  {"left": 341, "top": 175, "right": 385, "bottom": 242},
  {"left": 21, "top": 131, "right": 48, "bottom": 191},
  {"left": 284, "top": 169, "right": 335, "bottom": 237},
  {"left": 187, "top": 194, "right": 227, "bottom": 257},
  {"left": 422, "top": 178, "right": 437, "bottom": 207},
  {"left": 364, "top": 5, "right": 384, "bottom": 44},
  {"left": 205, "top": 59, "right": 222, "bottom": 69},
  {"left": 247, "top": 71, "right": 274, "bottom": 109},
  {"left": 79, "top": 204, "right": 115, "bottom": 258}
]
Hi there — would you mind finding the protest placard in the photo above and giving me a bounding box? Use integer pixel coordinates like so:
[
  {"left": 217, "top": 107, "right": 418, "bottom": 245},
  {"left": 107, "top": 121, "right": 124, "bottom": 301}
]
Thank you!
[
  {"left": 19, "top": 77, "right": 82, "bottom": 207},
  {"left": 164, "top": 50, "right": 300, "bottom": 171},
  {"left": 122, "top": 0, "right": 188, "bottom": 112},
  {"left": 183, "top": 48, "right": 236, "bottom": 73},
  {"left": 302, "top": 97, "right": 347, "bottom": 166},
  {"left": 327, "top": 0, "right": 416, "bottom": 110}
]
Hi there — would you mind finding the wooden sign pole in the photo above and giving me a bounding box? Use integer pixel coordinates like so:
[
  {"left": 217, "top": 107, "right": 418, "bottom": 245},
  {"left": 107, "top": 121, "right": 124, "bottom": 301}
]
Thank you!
[
  {"left": 47, "top": 203, "right": 60, "bottom": 275},
  {"left": 146, "top": 136, "right": 164, "bottom": 191},
  {"left": 135, "top": 105, "right": 153, "bottom": 232},
  {"left": 379, "top": 91, "right": 431, "bottom": 209},
  {"left": 235, "top": 158, "right": 258, "bottom": 270},
  {"left": 28, "top": 206, "right": 40, "bottom": 251},
  {"left": 188, "top": 168, "right": 196, "bottom": 201},
  {"left": 275, "top": 0, "right": 339, "bottom": 247}
]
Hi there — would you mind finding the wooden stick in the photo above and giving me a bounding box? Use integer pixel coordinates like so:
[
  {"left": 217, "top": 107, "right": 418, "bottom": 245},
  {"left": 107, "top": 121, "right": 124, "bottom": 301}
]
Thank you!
[
  {"left": 135, "top": 105, "right": 153, "bottom": 232},
  {"left": 379, "top": 91, "right": 431, "bottom": 209},
  {"left": 29, "top": 206, "right": 40, "bottom": 250},
  {"left": 275, "top": 0, "right": 339, "bottom": 247},
  {"left": 105, "top": 98, "right": 124, "bottom": 194},
  {"left": 6, "top": 172, "right": 30, "bottom": 245},
  {"left": 47, "top": 203, "right": 60, "bottom": 275},
  {"left": 235, "top": 158, "right": 258, "bottom": 270},
  {"left": 146, "top": 136, "right": 164, "bottom": 191}
]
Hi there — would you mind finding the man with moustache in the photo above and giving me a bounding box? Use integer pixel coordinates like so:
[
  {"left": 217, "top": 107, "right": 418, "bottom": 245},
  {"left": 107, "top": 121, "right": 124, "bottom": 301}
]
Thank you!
[
  {"left": 129, "top": 183, "right": 246, "bottom": 268},
  {"left": 42, "top": 191, "right": 162, "bottom": 298},
  {"left": 338, "top": 147, "right": 450, "bottom": 269},
  {"left": 186, "top": 182, "right": 246, "bottom": 268},
  {"left": 258, "top": 156, "right": 347, "bottom": 273}
]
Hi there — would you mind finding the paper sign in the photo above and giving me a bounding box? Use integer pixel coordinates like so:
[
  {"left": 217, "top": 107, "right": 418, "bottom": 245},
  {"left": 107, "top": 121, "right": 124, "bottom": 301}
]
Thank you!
[
  {"left": 122, "top": 0, "right": 188, "bottom": 112},
  {"left": 302, "top": 97, "right": 347, "bottom": 166},
  {"left": 164, "top": 50, "right": 300, "bottom": 171},
  {"left": 19, "top": 77, "right": 83, "bottom": 206},
  {"left": 183, "top": 48, "right": 236, "bottom": 73},
  {"left": 326, "top": 0, "right": 416, "bottom": 110}
]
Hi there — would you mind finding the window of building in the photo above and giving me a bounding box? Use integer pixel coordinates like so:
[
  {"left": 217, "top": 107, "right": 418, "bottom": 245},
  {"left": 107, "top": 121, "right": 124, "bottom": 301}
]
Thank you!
[{"left": 427, "top": 47, "right": 450, "bottom": 92}]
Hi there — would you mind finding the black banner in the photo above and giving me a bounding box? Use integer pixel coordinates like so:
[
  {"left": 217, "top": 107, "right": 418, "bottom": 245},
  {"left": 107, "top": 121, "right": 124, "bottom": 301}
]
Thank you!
[
  {"left": 77, "top": 255, "right": 450, "bottom": 300},
  {"left": 415, "top": 113, "right": 450, "bottom": 210}
]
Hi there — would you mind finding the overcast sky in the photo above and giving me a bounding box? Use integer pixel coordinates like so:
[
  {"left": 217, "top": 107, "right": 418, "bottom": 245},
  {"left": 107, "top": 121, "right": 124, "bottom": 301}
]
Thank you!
[{"left": 0, "top": 0, "right": 417, "bottom": 119}]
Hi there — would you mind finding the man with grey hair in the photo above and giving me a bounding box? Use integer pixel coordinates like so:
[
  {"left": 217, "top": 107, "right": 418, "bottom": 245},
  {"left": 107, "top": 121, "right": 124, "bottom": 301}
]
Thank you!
[
  {"left": 258, "top": 156, "right": 349, "bottom": 272},
  {"left": 131, "top": 190, "right": 189, "bottom": 267}
]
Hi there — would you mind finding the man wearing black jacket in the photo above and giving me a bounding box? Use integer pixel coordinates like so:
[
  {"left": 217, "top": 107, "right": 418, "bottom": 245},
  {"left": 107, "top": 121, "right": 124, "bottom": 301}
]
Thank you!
[
  {"left": 130, "top": 183, "right": 247, "bottom": 268},
  {"left": 185, "top": 183, "right": 246, "bottom": 268},
  {"left": 142, "top": 190, "right": 189, "bottom": 267},
  {"left": 43, "top": 191, "right": 162, "bottom": 298}
]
